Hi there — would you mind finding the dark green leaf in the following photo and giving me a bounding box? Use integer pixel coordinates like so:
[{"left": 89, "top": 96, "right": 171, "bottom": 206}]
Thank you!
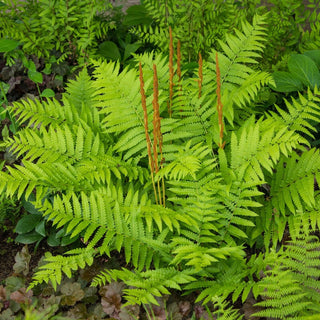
[
  {"left": 15, "top": 231, "right": 43, "bottom": 244},
  {"left": 35, "top": 220, "right": 46, "bottom": 237},
  {"left": 97, "top": 41, "right": 121, "bottom": 60},
  {"left": 0, "top": 39, "right": 20, "bottom": 52},
  {"left": 28, "top": 70, "right": 43, "bottom": 84},
  {"left": 22, "top": 196, "right": 42, "bottom": 215},
  {"left": 41, "top": 88, "right": 55, "bottom": 98},
  {"left": 303, "top": 50, "right": 320, "bottom": 69},
  {"left": 47, "top": 232, "right": 61, "bottom": 246},
  {"left": 25, "top": 60, "right": 36, "bottom": 71},
  {"left": 15, "top": 214, "right": 42, "bottom": 234},
  {"left": 271, "top": 71, "right": 304, "bottom": 92},
  {"left": 61, "top": 235, "right": 78, "bottom": 246},
  {"left": 288, "top": 54, "right": 320, "bottom": 88},
  {"left": 123, "top": 5, "right": 152, "bottom": 26},
  {"left": 123, "top": 42, "right": 141, "bottom": 61}
]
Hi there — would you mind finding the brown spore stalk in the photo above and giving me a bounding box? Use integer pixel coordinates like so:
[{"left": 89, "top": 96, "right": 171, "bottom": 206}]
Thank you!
[
  {"left": 152, "top": 64, "right": 165, "bottom": 206},
  {"left": 139, "top": 62, "right": 158, "bottom": 204}
]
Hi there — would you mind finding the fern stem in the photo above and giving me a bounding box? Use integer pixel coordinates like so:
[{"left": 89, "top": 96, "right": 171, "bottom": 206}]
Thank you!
[
  {"left": 198, "top": 52, "right": 203, "bottom": 99},
  {"left": 168, "top": 26, "right": 174, "bottom": 117},
  {"left": 139, "top": 62, "right": 158, "bottom": 204},
  {"left": 215, "top": 52, "right": 225, "bottom": 149}
]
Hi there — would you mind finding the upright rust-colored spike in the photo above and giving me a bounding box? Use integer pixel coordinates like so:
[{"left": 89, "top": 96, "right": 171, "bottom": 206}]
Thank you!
[
  {"left": 152, "top": 64, "right": 163, "bottom": 205},
  {"left": 152, "top": 63, "right": 160, "bottom": 176},
  {"left": 198, "top": 52, "right": 203, "bottom": 99},
  {"left": 139, "top": 62, "right": 158, "bottom": 204},
  {"left": 215, "top": 52, "right": 225, "bottom": 149},
  {"left": 168, "top": 26, "right": 174, "bottom": 117}
]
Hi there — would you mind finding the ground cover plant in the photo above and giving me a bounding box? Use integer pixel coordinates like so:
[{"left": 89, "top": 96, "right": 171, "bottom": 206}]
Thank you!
[{"left": 1, "top": 0, "right": 320, "bottom": 319}]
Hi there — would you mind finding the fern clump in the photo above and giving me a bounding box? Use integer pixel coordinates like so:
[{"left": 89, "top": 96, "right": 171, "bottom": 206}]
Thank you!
[
  {"left": 1, "top": 13, "right": 320, "bottom": 314},
  {"left": 253, "top": 230, "right": 320, "bottom": 319}
]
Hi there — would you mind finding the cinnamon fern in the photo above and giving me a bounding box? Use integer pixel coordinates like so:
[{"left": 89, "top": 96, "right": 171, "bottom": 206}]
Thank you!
[{"left": 1, "top": 15, "right": 320, "bottom": 314}]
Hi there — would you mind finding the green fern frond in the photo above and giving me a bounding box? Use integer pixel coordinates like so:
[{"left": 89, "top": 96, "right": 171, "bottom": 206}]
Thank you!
[
  {"left": 156, "top": 141, "right": 211, "bottom": 181},
  {"left": 270, "top": 148, "right": 320, "bottom": 215},
  {"left": 11, "top": 97, "right": 79, "bottom": 129},
  {"left": 206, "top": 13, "right": 268, "bottom": 91},
  {"left": 288, "top": 193, "right": 320, "bottom": 239},
  {"left": 39, "top": 190, "right": 172, "bottom": 271},
  {"left": 7, "top": 124, "right": 104, "bottom": 164},
  {"left": 254, "top": 270, "right": 310, "bottom": 319},
  {"left": 77, "top": 154, "right": 147, "bottom": 186},
  {"left": 189, "top": 260, "right": 247, "bottom": 304},
  {"left": 218, "top": 14, "right": 267, "bottom": 64},
  {"left": 211, "top": 296, "right": 243, "bottom": 320},
  {"left": 92, "top": 58, "right": 177, "bottom": 160},
  {"left": 29, "top": 248, "right": 95, "bottom": 290},
  {"left": 229, "top": 118, "right": 302, "bottom": 182},
  {"left": 267, "top": 87, "right": 320, "bottom": 141},
  {"left": 92, "top": 267, "right": 196, "bottom": 306},
  {"left": 64, "top": 68, "right": 101, "bottom": 132},
  {"left": 171, "top": 240, "right": 244, "bottom": 271},
  {"left": 230, "top": 71, "right": 274, "bottom": 108},
  {"left": 254, "top": 229, "right": 320, "bottom": 318},
  {"left": 0, "top": 161, "right": 89, "bottom": 199}
]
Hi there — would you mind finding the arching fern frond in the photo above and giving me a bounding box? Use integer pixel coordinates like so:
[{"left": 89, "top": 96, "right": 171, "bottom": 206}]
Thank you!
[
  {"left": 269, "top": 148, "right": 320, "bottom": 215},
  {"left": 218, "top": 14, "right": 267, "bottom": 65},
  {"left": 64, "top": 68, "right": 101, "bottom": 133},
  {"left": 254, "top": 269, "right": 309, "bottom": 319},
  {"left": 228, "top": 118, "right": 302, "bottom": 182},
  {"left": 91, "top": 267, "right": 196, "bottom": 306},
  {"left": 0, "top": 161, "right": 91, "bottom": 199},
  {"left": 267, "top": 87, "right": 320, "bottom": 141},
  {"left": 202, "top": 14, "right": 271, "bottom": 119},
  {"left": 254, "top": 229, "right": 320, "bottom": 318},
  {"left": 210, "top": 296, "right": 243, "bottom": 320},
  {"left": 39, "top": 190, "right": 172, "bottom": 271},
  {"left": 11, "top": 97, "right": 79, "bottom": 130},
  {"left": 29, "top": 248, "right": 95, "bottom": 290},
  {"left": 6, "top": 124, "right": 104, "bottom": 164}
]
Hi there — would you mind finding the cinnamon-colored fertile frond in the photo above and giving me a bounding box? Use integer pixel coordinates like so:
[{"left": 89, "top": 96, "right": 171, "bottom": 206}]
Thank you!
[
  {"left": 152, "top": 64, "right": 160, "bottom": 174},
  {"left": 139, "top": 62, "right": 158, "bottom": 203},
  {"left": 152, "top": 64, "right": 165, "bottom": 205}
]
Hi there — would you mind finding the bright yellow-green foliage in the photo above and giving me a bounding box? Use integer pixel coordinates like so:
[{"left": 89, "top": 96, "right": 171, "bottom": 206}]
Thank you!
[
  {"left": 1, "top": 14, "right": 320, "bottom": 318},
  {"left": 0, "top": 0, "right": 113, "bottom": 64}
]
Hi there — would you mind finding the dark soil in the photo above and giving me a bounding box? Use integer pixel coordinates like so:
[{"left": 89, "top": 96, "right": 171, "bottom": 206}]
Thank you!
[{"left": 0, "top": 230, "right": 58, "bottom": 283}]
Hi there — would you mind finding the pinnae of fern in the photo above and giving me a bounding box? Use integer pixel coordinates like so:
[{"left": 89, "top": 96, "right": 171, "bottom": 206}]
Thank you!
[
  {"left": 139, "top": 62, "right": 159, "bottom": 204},
  {"left": 177, "top": 39, "right": 181, "bottom": 83},
  {"left": 168, "top": 26, "right": 174, "bottom": 117},
  {"left": 215, "top": 52, "right": 225, "bottom": 149},
  {"left": 198, "top": 52, "right": 203, "bottom": 99}
]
